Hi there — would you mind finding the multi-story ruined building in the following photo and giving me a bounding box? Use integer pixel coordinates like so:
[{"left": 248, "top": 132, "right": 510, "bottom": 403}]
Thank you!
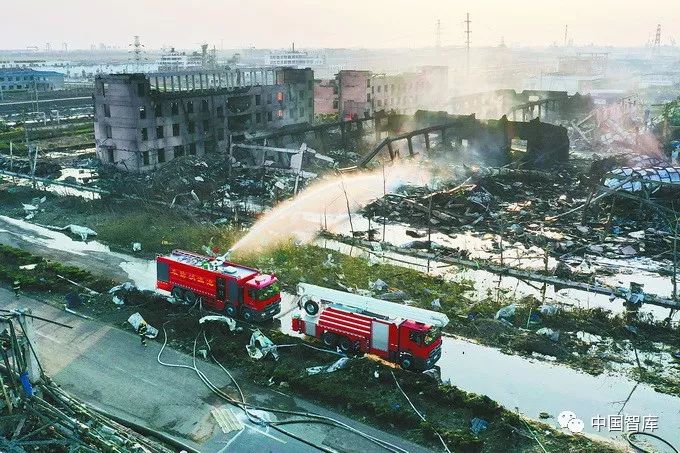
[
  {"left": 314, "top": 66, "right": 448, "bottom": 120},
  {"left": 94, "top": 67, "right": 314, "bottom": 171}
]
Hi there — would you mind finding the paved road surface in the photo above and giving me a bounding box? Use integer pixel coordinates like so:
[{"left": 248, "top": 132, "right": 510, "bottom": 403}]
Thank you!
[{"left": 1, "top": 288, "right": 430, "bottom": 453}]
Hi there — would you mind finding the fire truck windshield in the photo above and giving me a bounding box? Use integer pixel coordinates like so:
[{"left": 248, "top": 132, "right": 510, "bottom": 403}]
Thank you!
[
  {"left": 424, "top": 327, "right": 441, "bottom": 345},
  {"left": 250, "top": 281, "right": 280, "bottom": 301}
]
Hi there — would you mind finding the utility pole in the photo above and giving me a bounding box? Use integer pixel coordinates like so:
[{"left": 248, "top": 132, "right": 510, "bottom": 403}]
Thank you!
[
  {"left": 33, "top": 79, "right": 39, "bottom": 115},
  {"left": 465, "top": 13, "right": 471, "bottom": 75},
  {"left": 435, "top": 19, "right": 441, "bottom": 49},
  {"left": 673, "top": 216, "right": 678, "bottom": 302},
  {"left": 9, "top": 141, "right": 15, "bottom": 183},
  {"left": 427, "top": 192, "right": 433, "bottom": 274},
  {"left": 30, "top": 145, "right": 39, "bottom": 189}
]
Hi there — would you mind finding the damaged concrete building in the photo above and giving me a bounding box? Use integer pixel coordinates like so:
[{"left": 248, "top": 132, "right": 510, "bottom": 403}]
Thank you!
[
  {"left": 314, "top": 66, "right": 448, "bottom": 120},
  {"left": 359, "top": 110, "right": 570, "bottom": 168},
  {"left": 94, "top": 67, "right": 314, "bottom": 171},
  {"left": 449, "top": 89, "right": 595, "bottom": 122}
]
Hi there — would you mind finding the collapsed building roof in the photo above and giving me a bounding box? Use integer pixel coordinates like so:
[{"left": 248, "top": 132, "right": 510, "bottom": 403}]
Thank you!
[{"left": 604, "top": 166, "right": 680, "bottom": 192}]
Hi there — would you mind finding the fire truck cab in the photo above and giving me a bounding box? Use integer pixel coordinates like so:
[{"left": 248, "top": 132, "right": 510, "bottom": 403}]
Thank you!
[{"left": 156, "top": 250, "right": 281, "bottom": 321}]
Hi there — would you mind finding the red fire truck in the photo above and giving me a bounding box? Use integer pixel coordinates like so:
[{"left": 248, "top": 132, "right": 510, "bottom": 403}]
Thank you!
[
  {"left": 291, "top": 283, "right": 448, "bottom": 370},
  {"left": 156, "top": 250, "right": 281, "bottom": 321}
]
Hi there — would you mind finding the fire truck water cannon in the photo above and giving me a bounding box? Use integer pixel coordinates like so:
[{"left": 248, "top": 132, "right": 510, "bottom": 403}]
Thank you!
[
  {"left": 291, "top": 283, "right": 449, "bottom": 370},
  {"left": 156, "top": 249, "right": 281, "bottom": 321}
]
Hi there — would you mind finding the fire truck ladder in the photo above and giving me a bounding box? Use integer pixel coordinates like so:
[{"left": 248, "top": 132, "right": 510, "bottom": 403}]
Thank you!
[{"left": 297, "top": 283, "right": 449, "bottom": 328}]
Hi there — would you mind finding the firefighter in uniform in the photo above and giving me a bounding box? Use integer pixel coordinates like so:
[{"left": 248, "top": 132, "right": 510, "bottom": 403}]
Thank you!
[
  {"left": 138, "top": 321, "right": 148, "bottom": 347},
  {"left": 12, "top": 280, "right": 21, "bottom": 298}
]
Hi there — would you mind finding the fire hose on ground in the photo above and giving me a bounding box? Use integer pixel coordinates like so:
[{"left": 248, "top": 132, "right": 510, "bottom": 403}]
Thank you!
[
  {"left": 156, "top": 320, "right": 413, "bottom": 453},
  {"left": 625, "top": 431, "right": 678, "bottom": 453}
]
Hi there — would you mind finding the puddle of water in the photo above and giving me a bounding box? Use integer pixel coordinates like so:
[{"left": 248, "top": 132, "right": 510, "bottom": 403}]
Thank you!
[
  {"left": 119, "top": 259, "right": 157, "bottom": 291},
  {"left": 280, "top": 292, "right": 680, "bottom": 446},
  {"left": 0, "top": 215, "right": 110, "bottom": 255},
  {"left": 0, "top": 215, "right": 152, "bottom": 288},
  {"left": 6, "top": 176, "right": 101, "bottom": 200},
  {"left": 47, "top": 148, "right": 96, "bottom": 159},
  {"left": 56, "top": 167, "right": 99, "bottom": 184},
  {"left": 323, "top": 216, "right": 679, "bottom": 321},
  {"left": 440, "top": 337, "right": 680, "bottom": 446}
]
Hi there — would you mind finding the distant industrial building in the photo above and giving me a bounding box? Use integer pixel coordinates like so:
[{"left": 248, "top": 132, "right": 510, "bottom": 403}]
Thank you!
[
  {"left": 0, "top": 68, "right": 65, "bottom": 93},
  {"left": 94, "top": 67, "right": 314, "bottom": 172},
  {"left": 265, "top": 45, "right": 326, "bottom": 69},
  {"left": 0, "top": 59, "right": 50, "bottom": 69},
  {"left": 157, "top": 45, "right": 217, "bottom": 72},
  {"left": 314, "top": 66, "right": 448, "bottom": 120}
]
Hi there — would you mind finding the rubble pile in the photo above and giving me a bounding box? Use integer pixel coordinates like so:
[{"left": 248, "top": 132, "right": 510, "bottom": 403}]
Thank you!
[
  {"left": 363, "top": 163, "right": 680, "bottom": 267},
  {"left": 0, "top": 376, "right": 176, "bottom": 452},
  {"left": 98, "top": 156, "right": 315, "bottom": 208},
  {"left": 0, "top": 155, "right": 62, "bottom": 177},
  {"left": 0, "top": 311, "right": 175, "bottom": 453},
  {"left": 568, "top": 99, "right": 658, "bottom": 155}
]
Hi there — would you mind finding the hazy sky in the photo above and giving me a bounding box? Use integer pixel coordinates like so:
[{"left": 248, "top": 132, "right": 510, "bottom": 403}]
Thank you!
[{"left": 2, "top": 0, "right": 678, "bottom": 50}]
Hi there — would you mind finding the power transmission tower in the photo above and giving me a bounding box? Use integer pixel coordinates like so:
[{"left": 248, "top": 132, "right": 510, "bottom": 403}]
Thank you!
[
  {"left": 436, "top": 19, "right": 441, "bottom": 49},
  {"left": 654, "top": 24, "right": 661, "bottom": 46},
  {"left": 564, "top": 25, "right": 568, "bottom": 47},
  {"left": 465, "top": 13, "right": 471, "bottom": 75},
  {"left": 129, "top": 36, "right": 145, "bottom": 71}
]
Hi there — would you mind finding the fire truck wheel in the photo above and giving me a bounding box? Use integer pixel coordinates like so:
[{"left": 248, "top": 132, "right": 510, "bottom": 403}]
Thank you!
[
  {"left": 321, "top": 332, "right": 337, "bottom": 348},
  {"left": 242, "top": 310, "right": 253, "bottom": 322},
  {"left": 399, "top": 355, "right": 413, "bottom": 370},
  {"left": 171, "top": 286, "right": 185, "bottom": 301},
  {"left": 338, "top": 337, "right": 353, "bottom": 353},
  {"left": 185, "top": 291, "right": 198, "bottom": 304},
  {"left": 303, "top": 300, "right": 320, "bottom": 316},
  {"left": 226, "top": 306, "right": 236, "bottom": 317}
]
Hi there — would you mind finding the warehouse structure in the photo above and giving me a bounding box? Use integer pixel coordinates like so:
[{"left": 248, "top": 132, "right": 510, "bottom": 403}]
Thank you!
[
  {"left": 94, "top": 67, "right": 314, "bottom": 171},
  {"left": 0, "top": 68, "right": 64, "bottom": 93}
]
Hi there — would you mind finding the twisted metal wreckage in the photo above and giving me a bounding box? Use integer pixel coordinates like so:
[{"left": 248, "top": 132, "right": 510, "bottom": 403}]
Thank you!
[
  {"left": 0, "top": 309, "right": 181, "bottom": 453},
  {"left": 604, "top": 166, "right": 680, "bottom": 193}
]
